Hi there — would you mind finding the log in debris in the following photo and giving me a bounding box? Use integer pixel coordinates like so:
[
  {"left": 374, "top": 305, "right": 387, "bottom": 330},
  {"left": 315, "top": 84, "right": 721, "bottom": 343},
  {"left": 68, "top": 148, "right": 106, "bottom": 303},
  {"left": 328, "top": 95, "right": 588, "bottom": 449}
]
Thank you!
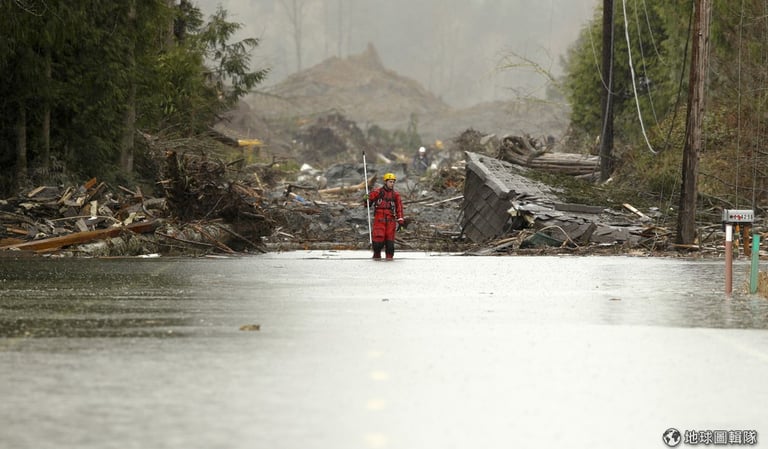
[
  {"left": 0, "top": 220, "right": 159, "bottom": 253},
  {"left": 496, "top": 135, "right": 600, "bottom": 177},
  {"left": 0, "top": 177, "right": 164, "bottom": 253},
  {"left": 318, "top": 175, "right": 375, "bottom": 195},
  {"left": 0, "top": 150, "right": 276, "bottom": 255}
]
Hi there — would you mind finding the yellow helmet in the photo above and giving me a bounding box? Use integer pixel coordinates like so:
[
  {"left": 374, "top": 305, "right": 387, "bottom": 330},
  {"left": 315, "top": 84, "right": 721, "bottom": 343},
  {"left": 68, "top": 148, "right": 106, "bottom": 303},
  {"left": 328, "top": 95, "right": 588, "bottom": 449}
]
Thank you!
[{"left": 383, "top": 173, "right": 397, "bottom": 181}]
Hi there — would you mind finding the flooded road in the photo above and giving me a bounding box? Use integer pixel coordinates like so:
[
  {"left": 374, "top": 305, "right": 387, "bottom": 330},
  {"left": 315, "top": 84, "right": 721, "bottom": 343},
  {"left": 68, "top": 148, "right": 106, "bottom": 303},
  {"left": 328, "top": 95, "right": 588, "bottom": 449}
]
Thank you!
[{"left": 2, "top": 251, "right": 768, "bottom": 449}]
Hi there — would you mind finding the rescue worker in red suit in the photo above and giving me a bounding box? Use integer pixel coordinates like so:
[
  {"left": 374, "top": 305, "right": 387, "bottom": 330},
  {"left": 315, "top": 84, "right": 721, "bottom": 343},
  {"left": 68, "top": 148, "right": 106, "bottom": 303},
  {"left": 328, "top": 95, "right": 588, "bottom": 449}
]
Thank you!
[{"left": 365, "top": 172, "right": 405, "bottom": 259}]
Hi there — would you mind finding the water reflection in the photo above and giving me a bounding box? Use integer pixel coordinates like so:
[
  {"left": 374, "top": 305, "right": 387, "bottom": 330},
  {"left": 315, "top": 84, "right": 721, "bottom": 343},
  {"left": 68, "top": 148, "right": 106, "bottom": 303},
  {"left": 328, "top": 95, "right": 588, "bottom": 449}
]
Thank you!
[
  {"left": 2, "top": 254, "right": 768, "bottom": 340},
  {"left": 2, "top": 252, "right": 768, "bottom": 449},
  {"left": 1, "top": 257, "right": 201, "bottom": 339}
]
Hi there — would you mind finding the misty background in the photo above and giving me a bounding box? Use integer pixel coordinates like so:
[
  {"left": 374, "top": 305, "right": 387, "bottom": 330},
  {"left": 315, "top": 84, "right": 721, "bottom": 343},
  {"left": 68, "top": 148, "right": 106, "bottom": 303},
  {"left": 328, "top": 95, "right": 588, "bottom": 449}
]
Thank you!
[{"left": 196, "top": 0, "right": 599, "bottom": 109}]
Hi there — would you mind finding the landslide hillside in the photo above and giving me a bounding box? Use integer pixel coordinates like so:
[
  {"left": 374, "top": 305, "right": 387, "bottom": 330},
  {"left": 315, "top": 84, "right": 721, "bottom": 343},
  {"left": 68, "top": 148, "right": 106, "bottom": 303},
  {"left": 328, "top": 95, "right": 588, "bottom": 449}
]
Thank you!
[{"left": 217, "top": 43, "right": 571, "bottom": 159}]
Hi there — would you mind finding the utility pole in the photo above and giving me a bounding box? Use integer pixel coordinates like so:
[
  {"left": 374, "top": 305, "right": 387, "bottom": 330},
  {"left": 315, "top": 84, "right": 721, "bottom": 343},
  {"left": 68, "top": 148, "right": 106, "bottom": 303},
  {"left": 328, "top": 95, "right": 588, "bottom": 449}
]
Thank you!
[
  {"left": 599, "top": 0, "right": 615, "bottom": 181},
  {"left": 676, "top": 0, "right": 712, "bottom": 245}
]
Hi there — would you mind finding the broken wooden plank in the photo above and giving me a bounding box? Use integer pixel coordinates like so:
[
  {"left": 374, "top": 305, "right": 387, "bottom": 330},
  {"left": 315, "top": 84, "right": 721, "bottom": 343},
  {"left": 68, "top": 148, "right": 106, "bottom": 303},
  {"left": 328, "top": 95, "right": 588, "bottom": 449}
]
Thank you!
[
  {"left": 425, "top": 195, "right": 464, "bottom": 206},
  {"left": 5, "top": 227, "right": 28, "bottom": 236},
  {"left": 553, "top": 203, "right": 604, "bottom": 214},
  {"left": 0, "top": 237, "right": 25, "bottom": 247},
  {"left": 0, "top": 220, "right": 159, "bottom": 252},
  {"left": 623, "top": 203, "right": 651, "bottom": 220},
  {"left": 318, "top": 175, "right": 375, "bottom": 195},
  {"left": 118, "top": 185, "right": 139, "bottom": 196},
  {"left": 82, "top": 177, "right": 98, "bottom": 191},
  {"left": 26, "top": 186, "right": 48, "bottom": 198},
  {"left": 58, "top": 186, "right": 74, "bottom": 205}
]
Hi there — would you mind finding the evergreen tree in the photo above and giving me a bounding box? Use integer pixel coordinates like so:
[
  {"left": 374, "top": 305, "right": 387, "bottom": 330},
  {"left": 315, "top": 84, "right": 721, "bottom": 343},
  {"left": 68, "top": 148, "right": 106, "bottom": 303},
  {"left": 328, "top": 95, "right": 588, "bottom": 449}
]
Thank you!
[
  {"left": 563, "top": 0, "right": 768, "bottom": 207},
  {"left": 563, "top": 0, "right": 676, "bottom": 145},
  {"left": 0, "top": 1, "right": 268, "bottom": 194}
]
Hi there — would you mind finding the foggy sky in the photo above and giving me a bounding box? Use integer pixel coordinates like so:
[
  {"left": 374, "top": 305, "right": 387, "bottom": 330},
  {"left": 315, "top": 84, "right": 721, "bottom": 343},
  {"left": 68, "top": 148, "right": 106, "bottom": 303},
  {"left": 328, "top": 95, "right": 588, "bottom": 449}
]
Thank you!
[{"left": 195, "top": 0, "right": 599, "bottom": 108}]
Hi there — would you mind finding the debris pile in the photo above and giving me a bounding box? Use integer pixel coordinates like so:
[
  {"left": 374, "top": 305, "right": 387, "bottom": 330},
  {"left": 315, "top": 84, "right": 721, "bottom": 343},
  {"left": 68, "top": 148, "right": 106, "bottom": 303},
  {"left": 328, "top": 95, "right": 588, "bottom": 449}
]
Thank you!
[
  {"left": 0, "top": 123, "right": 740, "bottom": 258},
  {"left": 0, "top": 178, "right": 165, "bottom": 254},
  {"left": 496, "top": 134, "right": 600, "bottom": 178},
  {"left": 0, "top": 140, "right": 469, "bottom": 256},
  {"left": 460, "top": 151, "right": 659, "bottom": 253},
  {"left": 293, "top": 113, "right": 373, "bottom": 165},
  {"left": 261, "top": 163, "right": 467, "bottom": 253},
  {"left": 0, "top": 149, "right": 280, "bottom": 256}
]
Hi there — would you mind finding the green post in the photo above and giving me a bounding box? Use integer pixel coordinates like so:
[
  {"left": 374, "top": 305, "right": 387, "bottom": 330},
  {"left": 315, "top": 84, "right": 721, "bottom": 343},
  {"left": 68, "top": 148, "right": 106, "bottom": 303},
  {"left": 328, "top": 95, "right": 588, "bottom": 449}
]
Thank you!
[{"left": 750, "top": 234, "right": 760, "bottom": 294}]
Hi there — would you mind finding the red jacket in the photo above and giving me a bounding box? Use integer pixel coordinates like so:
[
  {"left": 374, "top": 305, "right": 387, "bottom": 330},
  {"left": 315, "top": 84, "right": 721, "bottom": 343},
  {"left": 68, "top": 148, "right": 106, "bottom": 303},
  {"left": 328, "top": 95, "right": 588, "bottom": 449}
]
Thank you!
[{"left": 368, "top": 186, "right": 404, "bottom": 220}]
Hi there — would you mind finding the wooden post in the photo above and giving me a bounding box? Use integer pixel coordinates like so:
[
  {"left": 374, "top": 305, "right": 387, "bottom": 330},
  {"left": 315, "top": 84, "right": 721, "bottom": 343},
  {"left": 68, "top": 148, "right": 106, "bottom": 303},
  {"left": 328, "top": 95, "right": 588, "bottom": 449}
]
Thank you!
[
  {"left": 742, "top": 224, "right": 752, "bottom": 257},
  {"left": 677, "top": 0, "right": 712, "bottom": 245},
  {"left": 599, "top": 0, "right": 615, "bottom": 181}
]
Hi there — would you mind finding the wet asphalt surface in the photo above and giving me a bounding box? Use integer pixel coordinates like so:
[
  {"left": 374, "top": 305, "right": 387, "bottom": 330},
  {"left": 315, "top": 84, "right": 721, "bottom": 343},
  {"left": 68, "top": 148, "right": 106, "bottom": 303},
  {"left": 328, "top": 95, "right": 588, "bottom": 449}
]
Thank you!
[{"left": 1, "top": 252, "right": 768, "bottom": 449}]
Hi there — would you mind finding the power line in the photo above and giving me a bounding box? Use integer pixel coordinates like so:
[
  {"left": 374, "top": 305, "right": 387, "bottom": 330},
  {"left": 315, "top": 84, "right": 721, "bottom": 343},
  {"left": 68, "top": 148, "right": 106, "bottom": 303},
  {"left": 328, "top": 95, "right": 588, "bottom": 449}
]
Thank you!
[
  {"left": 621, "top": 0, "right": 657, "bottom": 154},
  {"left": 641, "top": 0, "right": 667, "bottom": 65},
  {"left": 660, "top": 0, "right": 694, "bottom": 152},
  {"left": 633, "top": 0, "right": 660, "bottom": 126}
]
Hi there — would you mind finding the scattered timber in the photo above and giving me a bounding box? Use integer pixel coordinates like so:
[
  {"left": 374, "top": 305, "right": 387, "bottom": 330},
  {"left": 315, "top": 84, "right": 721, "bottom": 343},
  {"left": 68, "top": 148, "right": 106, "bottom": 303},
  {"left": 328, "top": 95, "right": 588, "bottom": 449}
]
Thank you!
[
  {"left": 0, "top": 221, "right": 159, "bottom": 253},
  {"left": 496, "top": 135, "right": 600, "bottom": 177},
  {"left": 1, "top": 149, "right": 275, "bottom": 256},
  {"left": 318, "top": 175, "right": 375, "bottom": 195}
]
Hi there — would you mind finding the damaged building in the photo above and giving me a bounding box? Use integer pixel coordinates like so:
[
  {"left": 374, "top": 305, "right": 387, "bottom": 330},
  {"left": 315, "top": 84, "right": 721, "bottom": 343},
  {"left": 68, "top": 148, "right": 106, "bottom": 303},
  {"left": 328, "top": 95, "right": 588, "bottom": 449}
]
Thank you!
[{"left": 460, "top": 151, "right": 649, "bottom": 249}]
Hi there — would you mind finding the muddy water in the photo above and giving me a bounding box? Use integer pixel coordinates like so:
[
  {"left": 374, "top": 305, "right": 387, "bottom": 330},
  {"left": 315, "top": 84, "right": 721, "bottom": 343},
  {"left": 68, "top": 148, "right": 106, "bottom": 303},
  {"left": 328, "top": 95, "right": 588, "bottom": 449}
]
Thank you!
[{"left": 1, "top": 252, "right": 768, "bottom": 449}]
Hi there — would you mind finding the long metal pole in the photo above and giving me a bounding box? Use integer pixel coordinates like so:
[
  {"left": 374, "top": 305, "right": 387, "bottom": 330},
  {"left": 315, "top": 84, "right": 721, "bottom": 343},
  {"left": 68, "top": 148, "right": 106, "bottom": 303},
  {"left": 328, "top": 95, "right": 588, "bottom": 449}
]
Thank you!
[{"left": 362, "top": 151, "right": 372, "bottom": 245}]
